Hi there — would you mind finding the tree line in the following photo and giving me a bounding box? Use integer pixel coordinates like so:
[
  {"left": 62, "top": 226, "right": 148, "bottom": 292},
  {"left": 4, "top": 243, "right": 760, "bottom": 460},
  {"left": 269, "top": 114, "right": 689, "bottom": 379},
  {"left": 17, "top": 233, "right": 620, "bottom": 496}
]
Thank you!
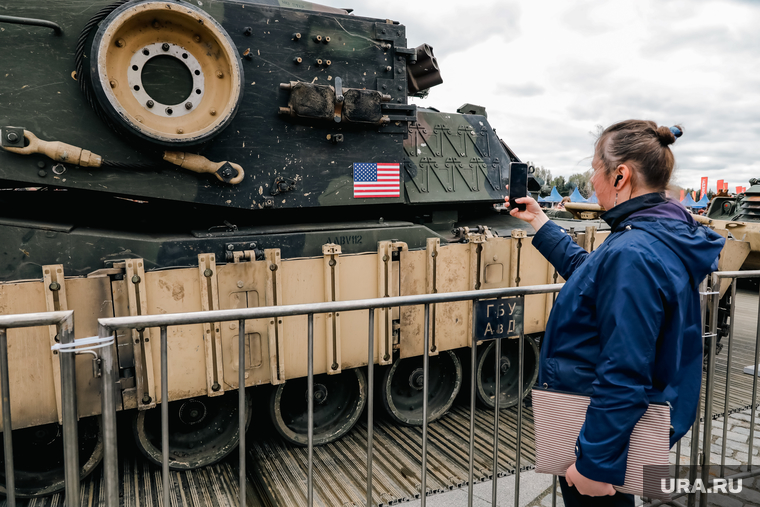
[
  {"left": 529, "top": 162, "right": 594, "bottom": 198},
  {"left": 530, "top": 162, "right": 710, "bottom": 201}
]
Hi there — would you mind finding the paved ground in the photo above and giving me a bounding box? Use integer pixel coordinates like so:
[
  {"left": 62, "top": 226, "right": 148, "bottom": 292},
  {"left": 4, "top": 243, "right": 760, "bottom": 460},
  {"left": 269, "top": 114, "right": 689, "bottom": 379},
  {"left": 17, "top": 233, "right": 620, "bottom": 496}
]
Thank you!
[
  {"left": 404, "top": 407, "right": 760, "bottom": 507},
  {"left": 403, "top": 470, "right": 553, "bottom": 507}
]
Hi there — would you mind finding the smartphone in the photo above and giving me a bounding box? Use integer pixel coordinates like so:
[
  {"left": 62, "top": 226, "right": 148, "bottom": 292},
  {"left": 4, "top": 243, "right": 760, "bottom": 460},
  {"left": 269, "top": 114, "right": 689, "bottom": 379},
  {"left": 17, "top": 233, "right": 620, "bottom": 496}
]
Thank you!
[{"left": 508, "top": 162, "right": 528, "bottom": 211}]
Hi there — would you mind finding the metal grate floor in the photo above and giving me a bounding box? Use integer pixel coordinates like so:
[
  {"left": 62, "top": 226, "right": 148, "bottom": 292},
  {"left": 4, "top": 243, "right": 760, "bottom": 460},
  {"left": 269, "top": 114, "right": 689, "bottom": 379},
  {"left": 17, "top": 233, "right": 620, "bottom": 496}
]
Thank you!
[
  {"left": 701, "top": 288, "right": 760, "bottom": 419},
  {"left": 249, "top": 405, "right": 536, "bottom": 507}
]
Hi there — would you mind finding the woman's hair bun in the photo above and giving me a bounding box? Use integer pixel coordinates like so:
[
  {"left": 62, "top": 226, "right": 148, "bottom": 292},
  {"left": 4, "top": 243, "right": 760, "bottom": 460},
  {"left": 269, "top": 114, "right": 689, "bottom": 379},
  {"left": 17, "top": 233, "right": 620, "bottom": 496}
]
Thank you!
[{"left": 655, "top": 125, "right": 683, "bottom": 146}]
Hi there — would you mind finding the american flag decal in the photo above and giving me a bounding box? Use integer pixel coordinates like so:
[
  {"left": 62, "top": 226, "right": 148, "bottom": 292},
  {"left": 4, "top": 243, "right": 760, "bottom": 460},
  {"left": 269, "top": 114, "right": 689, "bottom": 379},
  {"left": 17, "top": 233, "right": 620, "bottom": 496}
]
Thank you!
[{"left": 353, "top": 163, "right": 400, "bottom": 198}]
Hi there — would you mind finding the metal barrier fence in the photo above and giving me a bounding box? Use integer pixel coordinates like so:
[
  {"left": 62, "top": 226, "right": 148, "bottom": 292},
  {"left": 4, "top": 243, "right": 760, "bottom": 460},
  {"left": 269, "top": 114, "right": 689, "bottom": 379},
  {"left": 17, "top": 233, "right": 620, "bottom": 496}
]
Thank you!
[
  {"left": 642, "top": 270, "right": 760, "bottom": 507},
  {"left": 4, "top": 271, "right": 760, "bottom": 506},
  {"left": 94, "top": 283, "right": 564, "bottom": 507},
  {"left": 0, "top": 310, "right": 82, "bottom": 507}
]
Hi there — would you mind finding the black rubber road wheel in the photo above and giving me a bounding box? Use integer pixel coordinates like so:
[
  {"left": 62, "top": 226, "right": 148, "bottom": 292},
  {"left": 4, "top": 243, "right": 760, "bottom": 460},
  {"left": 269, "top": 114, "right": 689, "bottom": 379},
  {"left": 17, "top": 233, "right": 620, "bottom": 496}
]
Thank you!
[
  {"left": 476, "top": 336, "right": 539, "bottom": 409},
  {"left": 134, "top": 391, "right": 252, "bottom": 470},
  {"left": 270, "top": 369, "right": 367, "bottom": 446},
  {"left": 381, "top": 350, "right": 462, "bottom": 426},
  {"left": 0, "top": 416, "right": 103, "bottom": 497}
]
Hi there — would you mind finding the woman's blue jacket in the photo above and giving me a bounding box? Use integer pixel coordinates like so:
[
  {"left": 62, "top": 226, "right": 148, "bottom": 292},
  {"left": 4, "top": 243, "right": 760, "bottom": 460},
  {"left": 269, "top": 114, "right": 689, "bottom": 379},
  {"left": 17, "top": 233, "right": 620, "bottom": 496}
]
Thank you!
[{"left": 532, "top": 193, "right": 725, "bottom": 486}]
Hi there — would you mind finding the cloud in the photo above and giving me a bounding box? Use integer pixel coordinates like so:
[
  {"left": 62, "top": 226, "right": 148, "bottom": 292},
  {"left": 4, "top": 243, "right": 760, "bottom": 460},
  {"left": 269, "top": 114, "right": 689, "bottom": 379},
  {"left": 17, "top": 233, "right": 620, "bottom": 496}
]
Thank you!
[
  {"left": 546, "top": 59, "right": 617, "bottom": 93},
  {"left": 560, "top": 1, "right": 617, "bottom": 35},
  {"left": 496, "top": 82, "right": 545, "bottom": 97},
  {"left": 641, "top": 25, "right": 735, "bottom": 58},
  {"left": 407, "top": 2, "right": 522, "bottom": 54},
  {"left": 487, "top": 112, "right": 598, "bottom": 169},
  {"left": 338, "top": 0, "right": 522, "bottom": 55}
]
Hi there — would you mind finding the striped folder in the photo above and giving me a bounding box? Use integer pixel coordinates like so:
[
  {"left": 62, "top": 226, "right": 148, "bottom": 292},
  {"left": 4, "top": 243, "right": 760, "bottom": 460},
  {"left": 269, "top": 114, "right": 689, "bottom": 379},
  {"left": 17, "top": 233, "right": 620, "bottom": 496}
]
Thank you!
[{"left": 532, "top": 388, "right": 671, "bottom": 500}]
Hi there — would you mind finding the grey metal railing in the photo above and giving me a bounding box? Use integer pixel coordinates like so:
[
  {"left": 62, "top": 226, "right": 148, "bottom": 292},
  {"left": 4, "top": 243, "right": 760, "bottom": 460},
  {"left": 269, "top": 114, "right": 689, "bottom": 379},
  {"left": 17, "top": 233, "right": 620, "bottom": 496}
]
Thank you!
[
  {"left": 25, "top": 269, "right": 753, "bottom": 506},
  {"left": 95, "top": 283, "right": 564, "bottom": 507},
  {"left": 0, "top": 310, "right": 79, "bottom": 507},
  {"left": 643, "top": 270, "right": 760, "bottom": 507}
]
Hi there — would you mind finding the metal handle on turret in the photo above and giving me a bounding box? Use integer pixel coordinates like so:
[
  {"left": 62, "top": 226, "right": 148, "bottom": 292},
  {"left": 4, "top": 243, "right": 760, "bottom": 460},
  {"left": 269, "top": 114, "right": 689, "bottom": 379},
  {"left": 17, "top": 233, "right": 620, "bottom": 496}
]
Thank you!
[
  {"left": 335, "top": 77, "right": 344, "bottom": 104},
  {"left": 2, "top": 129, "right": 103, "bottom": 167},
  {"left": 163, "top": 151, "right": 245, "bottom": 184},
  {"left": 0, "top": 15, "right": 62, "bottom": 34}
]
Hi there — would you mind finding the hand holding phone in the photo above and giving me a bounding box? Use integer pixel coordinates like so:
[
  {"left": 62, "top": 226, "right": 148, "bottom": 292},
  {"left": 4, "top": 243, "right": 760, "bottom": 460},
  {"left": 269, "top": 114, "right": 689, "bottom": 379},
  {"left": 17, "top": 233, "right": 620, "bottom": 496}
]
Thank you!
[{"left": 508, "top": 162, "right": 528, "bottom": 212}]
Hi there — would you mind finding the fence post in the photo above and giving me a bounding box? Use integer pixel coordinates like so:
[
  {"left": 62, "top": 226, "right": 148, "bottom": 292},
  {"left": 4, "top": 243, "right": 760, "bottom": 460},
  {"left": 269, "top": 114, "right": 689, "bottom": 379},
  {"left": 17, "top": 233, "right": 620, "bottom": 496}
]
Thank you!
[
  {"left": 514, "top": 330, "right": 524, "bottom": 507},
  {"left": 421, "top": 303, "right": 431, "bottom": 506},
  {"left": 492, "top": 337, "right": 501, "bottom": 506},
  {"left": 0, "top": 329, "right": 15, "bottom": 507},
  {"left": 58, "top": 314, "right": 80, "bottom": 507},
  {"left": 720, "top": 279, "right": 737, "bottom": 477},
  {"left": 160, "top": 326, "right": 170, "bottom": 507},
  {"left": 367, "top": 308, "right": 375, "bottom": 507},
  {"left": 468, "top": 301, "right": 478, "bottom": 507},
  {"left": 239, "top": 319, "right": 247, "bottom": 507},
  {"left": 699, "top": 276, "right": 720, "bottom": 507},
  {"left": 688, "top": 278, "right": 709, "bottom": 507},
  {"left": 307, "top": 313, "right": 314, "bottom": 506},
  {"left": 99, "top": 323, "right": 119, "bottom": 507}
]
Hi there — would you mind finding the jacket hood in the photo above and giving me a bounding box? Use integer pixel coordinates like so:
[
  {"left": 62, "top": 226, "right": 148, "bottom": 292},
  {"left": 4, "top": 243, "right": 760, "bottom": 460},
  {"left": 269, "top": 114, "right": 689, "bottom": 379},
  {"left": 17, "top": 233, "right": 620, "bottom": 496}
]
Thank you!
[{"left": 605, "top": 193, "right": 725, "bottom": 287}]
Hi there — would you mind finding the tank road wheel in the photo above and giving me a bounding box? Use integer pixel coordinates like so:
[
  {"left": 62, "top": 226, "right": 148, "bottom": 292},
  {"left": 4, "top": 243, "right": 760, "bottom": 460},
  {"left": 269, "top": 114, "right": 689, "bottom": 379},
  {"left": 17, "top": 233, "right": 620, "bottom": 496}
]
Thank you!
[
  {"left": 0, "top": 416, "right": 103, "bottom": 497},
  {"left": 89, "top": 0, "right": 244, "bottom": 146},
  {"left": 133, "top": 391, "right": 253, "bottom": 470},
  {"left": 381, "top": 351, "right": 462, "bottom": 426},
  {"left": 270, "top": 369, "right": 367, "bottom": 446},
  {"left": 476, "top": 336, "right": 539, "bottom": 409}
]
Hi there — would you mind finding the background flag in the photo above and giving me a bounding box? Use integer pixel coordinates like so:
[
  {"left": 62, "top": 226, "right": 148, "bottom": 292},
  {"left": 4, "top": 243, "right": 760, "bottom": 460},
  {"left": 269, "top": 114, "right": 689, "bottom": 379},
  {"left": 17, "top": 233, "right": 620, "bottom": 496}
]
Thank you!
[
  {"left": 717, "top": 179, "right": 724, "bottom": 193},
  {"left": 353, "top": 163, "right": 400, "bottom": 198},
  {"left": 700, "top": 177, "right": 708, "bottom": 199}
]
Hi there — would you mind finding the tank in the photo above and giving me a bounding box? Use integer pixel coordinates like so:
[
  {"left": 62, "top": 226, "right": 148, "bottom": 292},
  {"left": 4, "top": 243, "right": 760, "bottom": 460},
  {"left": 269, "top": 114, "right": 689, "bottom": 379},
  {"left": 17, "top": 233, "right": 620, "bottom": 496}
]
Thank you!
[
  {"left": 0, "top": 0, "right": 620, "bottom": 497},
  {"left": 703, "top": 180, "right": 760, "bottom": 270},
  {"left": 692, "top": 182, "right": 760, "bottom": 360}
]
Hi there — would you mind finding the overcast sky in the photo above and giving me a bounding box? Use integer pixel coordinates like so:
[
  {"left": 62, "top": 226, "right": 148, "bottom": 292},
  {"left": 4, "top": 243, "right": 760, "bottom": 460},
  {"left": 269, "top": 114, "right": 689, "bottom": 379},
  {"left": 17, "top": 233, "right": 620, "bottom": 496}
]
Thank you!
[{"left": 315, "top": 0, "right": 758, "bottom": 193}]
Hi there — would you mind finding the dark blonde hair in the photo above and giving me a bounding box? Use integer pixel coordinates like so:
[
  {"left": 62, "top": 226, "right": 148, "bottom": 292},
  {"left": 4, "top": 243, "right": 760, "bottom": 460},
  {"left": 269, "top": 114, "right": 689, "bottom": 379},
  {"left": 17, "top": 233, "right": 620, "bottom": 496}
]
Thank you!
[{"left": 595, "top": 120, "right": 683, "bottom": 192}]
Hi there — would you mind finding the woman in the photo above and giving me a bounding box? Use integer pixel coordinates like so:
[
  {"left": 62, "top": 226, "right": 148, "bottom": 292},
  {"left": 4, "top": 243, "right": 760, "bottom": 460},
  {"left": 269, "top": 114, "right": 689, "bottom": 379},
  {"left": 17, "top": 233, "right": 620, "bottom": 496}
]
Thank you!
[
  {"left": 555, "top": 195, "right": 571, "bottom": 210},
  {"left": 507, "top": 121, "right": 724, "bottom": 506}
]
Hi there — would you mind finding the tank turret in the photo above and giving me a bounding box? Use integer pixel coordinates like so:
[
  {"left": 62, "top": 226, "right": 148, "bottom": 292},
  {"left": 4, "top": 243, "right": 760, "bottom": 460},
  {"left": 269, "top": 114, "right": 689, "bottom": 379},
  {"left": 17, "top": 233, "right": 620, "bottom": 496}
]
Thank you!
[
  {"left": 706, "top": 179, "right": 758, "bottom": 221},
  {"left": 0, "top": 0, "right": 551, "bottom": 281}
]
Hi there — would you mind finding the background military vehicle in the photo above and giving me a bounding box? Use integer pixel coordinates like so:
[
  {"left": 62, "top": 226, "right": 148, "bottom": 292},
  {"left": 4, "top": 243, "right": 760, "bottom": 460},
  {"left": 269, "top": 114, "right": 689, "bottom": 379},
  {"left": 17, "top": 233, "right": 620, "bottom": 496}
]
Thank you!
[
  {"left": 693, "top": 181, "right": 760, "bottom": 356},
  {"left": 0, "top": 0, "right": 615, "bottom": 499},
  {"left": 704, "top": 180, "right": 760, "bottom": 271}
]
